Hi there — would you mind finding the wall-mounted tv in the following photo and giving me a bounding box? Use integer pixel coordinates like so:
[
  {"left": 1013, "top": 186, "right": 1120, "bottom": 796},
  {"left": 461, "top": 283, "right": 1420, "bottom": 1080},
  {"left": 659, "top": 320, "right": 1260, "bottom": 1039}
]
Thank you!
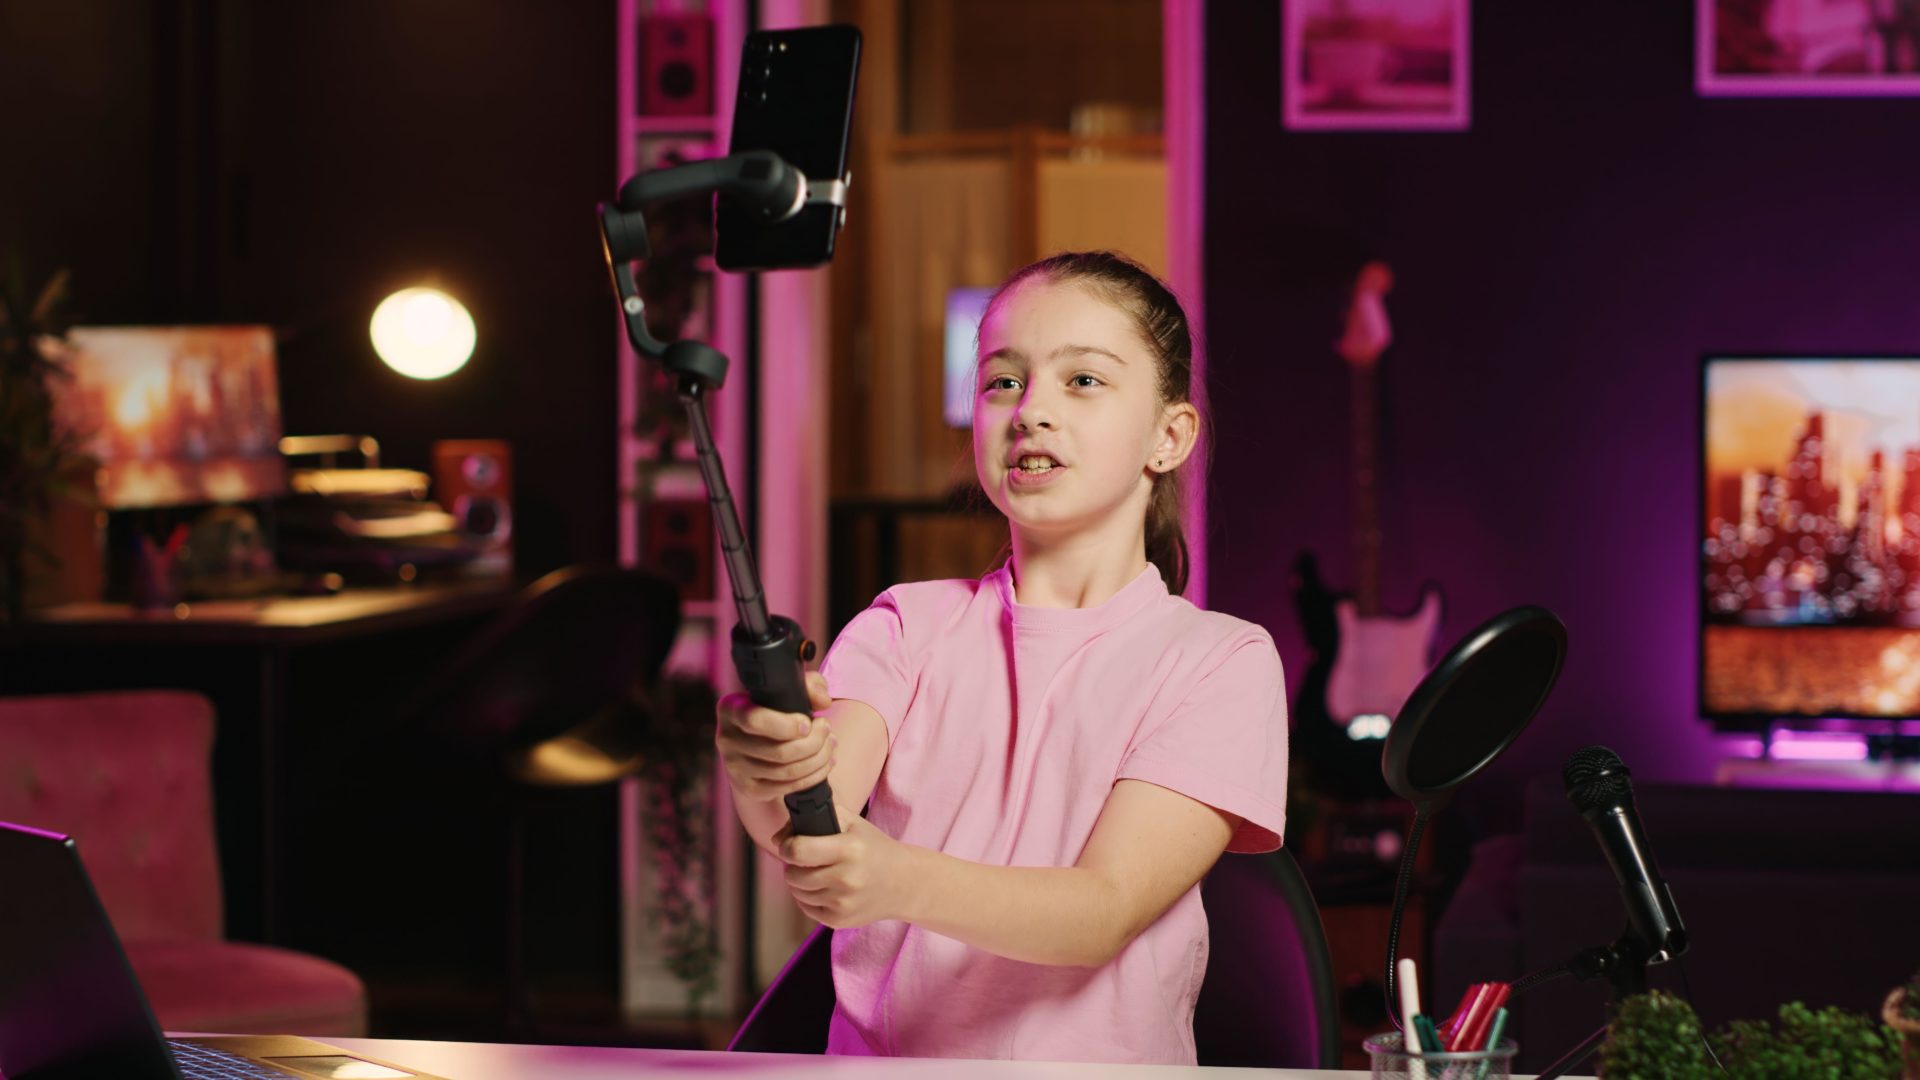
[
  {"left": 1702, "top": 356, "right": 1920, "bottom": 720},
  {"left": 942, "top": 287, "right": 995, "bottom": 429}
]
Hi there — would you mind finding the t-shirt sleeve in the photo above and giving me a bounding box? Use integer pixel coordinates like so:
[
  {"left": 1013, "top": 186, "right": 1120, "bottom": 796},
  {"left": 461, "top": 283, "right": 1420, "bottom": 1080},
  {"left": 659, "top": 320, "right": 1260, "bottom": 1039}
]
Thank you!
[
  {"left": 1116, "top": 632, "right": 1290, "bottom": 853},
  {"left": 818, "top": 590, "right": 913, "bottom": 744}
]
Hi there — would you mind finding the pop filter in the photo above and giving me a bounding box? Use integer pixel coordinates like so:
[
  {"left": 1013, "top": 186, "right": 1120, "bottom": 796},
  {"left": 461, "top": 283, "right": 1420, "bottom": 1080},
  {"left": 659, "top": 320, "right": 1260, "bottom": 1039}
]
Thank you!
[
  {"left": 1382, "top": 605, "right": 1567, "bottom": 807},
  {"left": 1379, "top": 605, "right": 1567, "bottom": 1027}
]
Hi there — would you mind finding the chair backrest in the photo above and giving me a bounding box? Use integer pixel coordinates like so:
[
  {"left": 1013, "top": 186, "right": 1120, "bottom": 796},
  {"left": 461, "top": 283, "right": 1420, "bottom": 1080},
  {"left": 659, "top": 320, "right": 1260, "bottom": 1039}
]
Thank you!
[
  {"left": 728, "top": 848, "right": 1340, "bottom": 1067},
  {"left": 0, "top": 690, "right": 223, "bottom": 942},
  {"left": 1193, "top": 848, "right": 1342, "bottom": 1069},
  {"left": 404, "top": 564, "right": 682, "bottom": 768}
]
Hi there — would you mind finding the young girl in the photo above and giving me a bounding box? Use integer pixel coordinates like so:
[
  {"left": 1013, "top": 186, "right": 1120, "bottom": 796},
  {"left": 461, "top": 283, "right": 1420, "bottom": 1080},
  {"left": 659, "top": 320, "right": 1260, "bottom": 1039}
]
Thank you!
[{"left": 715, "top": 251, "right": 1289, "bottom": 1065}]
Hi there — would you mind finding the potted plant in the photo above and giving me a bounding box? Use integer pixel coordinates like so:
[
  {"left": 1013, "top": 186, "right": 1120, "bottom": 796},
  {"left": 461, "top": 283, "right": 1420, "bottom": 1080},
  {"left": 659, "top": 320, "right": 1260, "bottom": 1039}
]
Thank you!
[
  {"left": 0, "top": 261, "right": 94, "bottom": 622},
  {"left": 1599, "top": 990, "right": 1904, "bottom": 1079},
  {"left": 1886, "top": 967, "right": 1920, "bottom": 1080},
  {"left": 1598, "top": 990, "right": 1714, "bottom": 1080},
  {"left": 1711, "top": 1000, "right": 1902, "bottom": 1079}
]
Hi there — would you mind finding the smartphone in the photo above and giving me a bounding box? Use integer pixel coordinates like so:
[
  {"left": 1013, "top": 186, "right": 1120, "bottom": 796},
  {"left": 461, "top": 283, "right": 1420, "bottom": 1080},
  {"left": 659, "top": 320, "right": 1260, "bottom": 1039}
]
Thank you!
[{"left": 715, "top": 25, "right": 861, "bottom": 272}]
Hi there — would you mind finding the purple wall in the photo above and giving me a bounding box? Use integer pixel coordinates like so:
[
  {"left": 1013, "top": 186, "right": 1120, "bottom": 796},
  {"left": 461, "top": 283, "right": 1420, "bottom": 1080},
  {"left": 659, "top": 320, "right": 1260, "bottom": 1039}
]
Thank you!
[
  {"left": 237, "top": 1, "right": 620, "bottom": 578},
  {"left": 1203, "top": 2, "right": 1920, "bottom": 820}
]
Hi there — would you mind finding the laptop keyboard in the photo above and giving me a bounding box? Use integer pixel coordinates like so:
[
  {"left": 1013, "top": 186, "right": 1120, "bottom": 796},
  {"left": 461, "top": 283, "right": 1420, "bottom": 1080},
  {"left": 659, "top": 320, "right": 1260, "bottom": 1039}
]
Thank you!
[{"left": 167, "top": 1040, "right": 298, "bottom": 1079}]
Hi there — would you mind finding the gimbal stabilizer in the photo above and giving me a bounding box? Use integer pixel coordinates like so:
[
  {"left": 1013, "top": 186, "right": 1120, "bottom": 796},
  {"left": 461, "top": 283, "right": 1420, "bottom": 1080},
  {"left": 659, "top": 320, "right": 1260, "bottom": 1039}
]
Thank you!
[{"left": 597, "top": 150, "right": 848, "bottom": 836}]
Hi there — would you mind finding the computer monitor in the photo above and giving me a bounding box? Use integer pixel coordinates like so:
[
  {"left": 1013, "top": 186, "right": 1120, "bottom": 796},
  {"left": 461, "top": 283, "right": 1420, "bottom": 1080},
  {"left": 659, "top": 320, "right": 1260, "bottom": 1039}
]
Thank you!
[
  {"left": 52, "top": 326, "right": 287, "bottom": 509},
  {"left": 943, "top": 287, "right": 996, "bottom": 428},
  {"left": 1701, "top": 355, "right": 1920, "bottom": 721}
]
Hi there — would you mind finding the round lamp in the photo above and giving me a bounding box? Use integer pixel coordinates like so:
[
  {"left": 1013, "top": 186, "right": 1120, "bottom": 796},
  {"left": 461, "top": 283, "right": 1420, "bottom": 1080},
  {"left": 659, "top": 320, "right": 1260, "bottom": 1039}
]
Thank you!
[{"left": 370, "top": 287, "right": 476, "bottom": 379}]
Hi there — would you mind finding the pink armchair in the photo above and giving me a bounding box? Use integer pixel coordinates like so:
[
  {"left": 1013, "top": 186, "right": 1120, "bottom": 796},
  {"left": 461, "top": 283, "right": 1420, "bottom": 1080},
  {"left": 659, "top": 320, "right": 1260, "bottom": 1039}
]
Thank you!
[{"left": 0, "top": 689, "right": 366, "bottom": 1036}]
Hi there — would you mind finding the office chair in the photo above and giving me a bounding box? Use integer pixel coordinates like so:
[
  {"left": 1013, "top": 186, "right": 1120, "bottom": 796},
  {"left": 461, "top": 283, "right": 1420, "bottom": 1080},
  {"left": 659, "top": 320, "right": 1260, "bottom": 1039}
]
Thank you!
[
  {"left": 1191, "top": 848, "right": 1342, "bottom": 1068},
  {"left": 0, "top": 690, "right": 368, "bottom": 1036},
  {"left": 405, "top": 563, "right": 682, "bottom": 1031},
  {"left": 408, "top": 564, "right": 681, "bottom": 780},
  {"left": 728, "top": 847, "right": 1340, "bottom": 1068}
]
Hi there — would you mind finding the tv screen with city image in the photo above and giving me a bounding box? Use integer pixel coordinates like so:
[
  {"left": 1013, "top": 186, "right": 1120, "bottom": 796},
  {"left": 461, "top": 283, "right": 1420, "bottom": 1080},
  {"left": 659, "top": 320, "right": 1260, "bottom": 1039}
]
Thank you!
[
  {"left": 1703, "top": 356, "right": 1920, "bottom": 719},
  {"left": 52, "top": 326, "right": 286, "bottom": 509}
]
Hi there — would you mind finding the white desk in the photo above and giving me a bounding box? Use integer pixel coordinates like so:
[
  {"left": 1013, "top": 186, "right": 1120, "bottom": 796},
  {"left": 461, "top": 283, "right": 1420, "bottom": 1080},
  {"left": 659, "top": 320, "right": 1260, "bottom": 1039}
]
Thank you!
[{"left": 319, "top": 1038, "right": 1362, "bottom": 1079}]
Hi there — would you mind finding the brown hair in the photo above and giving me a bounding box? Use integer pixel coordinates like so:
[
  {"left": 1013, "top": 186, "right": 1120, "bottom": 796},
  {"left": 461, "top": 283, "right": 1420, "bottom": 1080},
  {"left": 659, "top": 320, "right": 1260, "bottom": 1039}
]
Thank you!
[{"left": 979, "top": 251, "right": 1203, "bottom": 595}]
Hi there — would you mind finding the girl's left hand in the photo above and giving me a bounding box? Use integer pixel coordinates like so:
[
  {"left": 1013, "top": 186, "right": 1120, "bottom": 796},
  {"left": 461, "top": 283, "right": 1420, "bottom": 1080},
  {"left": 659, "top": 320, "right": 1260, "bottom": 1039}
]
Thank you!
[{"left": 776, "top": 805, "right": 914, "bottom": 929}]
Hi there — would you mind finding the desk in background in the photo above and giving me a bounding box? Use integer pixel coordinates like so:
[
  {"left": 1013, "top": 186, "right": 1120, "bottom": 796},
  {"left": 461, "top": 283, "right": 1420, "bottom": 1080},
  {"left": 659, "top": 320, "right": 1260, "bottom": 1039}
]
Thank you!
[
  {"left": 11, "top": 576, "right": 515, "bottom": 645},
  {"left": 0, "top": 577, "right": 516, "bottom": 944}
]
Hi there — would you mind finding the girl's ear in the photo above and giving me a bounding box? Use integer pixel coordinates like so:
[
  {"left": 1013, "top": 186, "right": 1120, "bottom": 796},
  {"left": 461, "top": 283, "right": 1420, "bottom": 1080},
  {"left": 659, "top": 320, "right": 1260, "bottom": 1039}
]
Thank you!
[{"left": 1150, "top": 401, "right": 1200, "bottom": 473}]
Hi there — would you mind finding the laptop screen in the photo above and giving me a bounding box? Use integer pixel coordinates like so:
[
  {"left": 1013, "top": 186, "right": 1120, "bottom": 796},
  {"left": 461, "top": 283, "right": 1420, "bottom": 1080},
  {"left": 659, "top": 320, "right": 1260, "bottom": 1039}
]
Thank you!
[{"left": 0, "top": 822, "right": 183, "bottom": 1080}]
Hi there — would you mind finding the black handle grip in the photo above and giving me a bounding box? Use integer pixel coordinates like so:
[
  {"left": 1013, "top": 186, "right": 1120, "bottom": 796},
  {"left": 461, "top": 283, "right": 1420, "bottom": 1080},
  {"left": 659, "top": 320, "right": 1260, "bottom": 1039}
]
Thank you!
[{"left": 732, "top": 616, "right": 839, "bottom": 835}]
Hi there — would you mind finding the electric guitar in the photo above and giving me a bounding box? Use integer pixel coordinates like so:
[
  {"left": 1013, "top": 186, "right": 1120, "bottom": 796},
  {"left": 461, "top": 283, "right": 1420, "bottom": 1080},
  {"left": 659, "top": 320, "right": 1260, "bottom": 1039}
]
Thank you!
[{"left": 1293, "top": 262, "right": 1444, "bottom": 796}]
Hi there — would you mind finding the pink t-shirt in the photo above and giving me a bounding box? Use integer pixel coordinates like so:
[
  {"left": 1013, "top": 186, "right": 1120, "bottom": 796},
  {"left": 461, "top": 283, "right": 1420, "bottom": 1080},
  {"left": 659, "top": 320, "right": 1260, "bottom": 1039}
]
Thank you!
[{"left": 817, "top": 563, "right": 1290, "bottom": 1064}]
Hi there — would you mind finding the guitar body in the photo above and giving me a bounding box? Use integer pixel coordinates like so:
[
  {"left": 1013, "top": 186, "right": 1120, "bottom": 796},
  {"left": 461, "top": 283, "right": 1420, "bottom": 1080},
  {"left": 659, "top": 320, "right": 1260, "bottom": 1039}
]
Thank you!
[
  {"left": 1326, "top": 586, "right": 1445, "bottom": 733},
  {"left": 1293, "top": 557, "right": 1446, "bottom": 799}
]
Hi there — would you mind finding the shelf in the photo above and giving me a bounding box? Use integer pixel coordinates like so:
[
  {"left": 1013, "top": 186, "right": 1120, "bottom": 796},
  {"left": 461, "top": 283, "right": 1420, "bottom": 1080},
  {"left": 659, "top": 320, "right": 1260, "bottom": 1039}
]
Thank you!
[
  {"left": 627, "top": 438, "right": 699, "bottom": 463},
  {"left": 630, "top": 114, "right": 721, "bottom": 136}
]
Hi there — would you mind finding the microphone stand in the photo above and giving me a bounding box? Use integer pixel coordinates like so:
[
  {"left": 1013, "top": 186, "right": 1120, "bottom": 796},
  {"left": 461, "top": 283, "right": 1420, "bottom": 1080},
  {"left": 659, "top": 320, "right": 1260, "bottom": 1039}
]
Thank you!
[
  {"left": 597, "top": 153, "right": 842, "bottom": 837},
  {"left": 1382, "top": 804, "right": 1432, "bottom": 1030},
  {"left": 1382, "top": 805, "right": 1656, "bottom": 1076},
  {"left": 1510, "top": 933, "right": 1656, "bottom": 1080}
]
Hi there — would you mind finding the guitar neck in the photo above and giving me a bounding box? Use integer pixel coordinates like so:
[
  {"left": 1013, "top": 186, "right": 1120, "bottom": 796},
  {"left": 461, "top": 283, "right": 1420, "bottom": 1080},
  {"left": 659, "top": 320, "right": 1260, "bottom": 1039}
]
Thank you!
[{"left": 1350, "top": 362, "right": 1381, "bottom": 616}]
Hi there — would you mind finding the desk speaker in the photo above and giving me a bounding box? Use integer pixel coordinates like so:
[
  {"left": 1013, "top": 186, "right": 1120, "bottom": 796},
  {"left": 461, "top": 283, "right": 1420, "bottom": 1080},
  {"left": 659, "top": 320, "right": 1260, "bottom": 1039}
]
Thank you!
[
  {"left": 640, "top": 13, "right": 713, "bottom": 117},
  {"left": 433, "top": 440, "right": 512, "bottom": 569}
]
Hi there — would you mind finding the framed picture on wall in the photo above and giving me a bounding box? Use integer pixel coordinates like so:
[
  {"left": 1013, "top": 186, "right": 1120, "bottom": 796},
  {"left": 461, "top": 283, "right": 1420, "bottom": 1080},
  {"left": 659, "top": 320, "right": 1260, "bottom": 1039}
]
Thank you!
[
  {"left": 1283, "top": 0, "right": 1470, "bottom": 131},
  {"left": 1699, "top": 0, "right": 1920, "bottom": 95}
]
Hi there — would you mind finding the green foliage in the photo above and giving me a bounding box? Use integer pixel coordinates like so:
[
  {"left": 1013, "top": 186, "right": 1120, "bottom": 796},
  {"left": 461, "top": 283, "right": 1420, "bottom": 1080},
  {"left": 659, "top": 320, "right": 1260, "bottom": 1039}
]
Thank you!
[
  {"left": 0, "top": 255, "right": 92, "bottom": 621},
  {"left": 1600, "top": 991, "right": 1903, "bottom": 1080},
  {"left": 1600, "top": 991, "right": 1715, "bottom": 1080},
  {"left": 630, "top": 675, "right": 721, "bottom": 1013},
  {"left": 1709, "top": 1001, "right": 1901, "bottom": 1080}
]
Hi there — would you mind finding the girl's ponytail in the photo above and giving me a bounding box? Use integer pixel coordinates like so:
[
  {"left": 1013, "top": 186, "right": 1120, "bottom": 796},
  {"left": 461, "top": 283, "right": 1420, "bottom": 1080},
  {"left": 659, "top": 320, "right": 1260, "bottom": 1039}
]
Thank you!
[{"left": 1145, "top": 462, "right": 1190, "bottom": 597}]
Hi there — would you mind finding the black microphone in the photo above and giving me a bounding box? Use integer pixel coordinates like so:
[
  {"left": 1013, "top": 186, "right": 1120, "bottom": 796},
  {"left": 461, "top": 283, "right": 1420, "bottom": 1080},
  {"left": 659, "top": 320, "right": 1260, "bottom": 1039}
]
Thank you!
[{"left": 1562, "top": 746, "right": 1688, "bottom": 962}]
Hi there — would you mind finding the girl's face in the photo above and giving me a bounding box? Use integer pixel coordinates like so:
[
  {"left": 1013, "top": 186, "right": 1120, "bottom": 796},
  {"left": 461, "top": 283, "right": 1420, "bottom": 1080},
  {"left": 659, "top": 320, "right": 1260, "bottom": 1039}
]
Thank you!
[{"left": 972, "top": 279, "right": 1188, "bottom": 542}]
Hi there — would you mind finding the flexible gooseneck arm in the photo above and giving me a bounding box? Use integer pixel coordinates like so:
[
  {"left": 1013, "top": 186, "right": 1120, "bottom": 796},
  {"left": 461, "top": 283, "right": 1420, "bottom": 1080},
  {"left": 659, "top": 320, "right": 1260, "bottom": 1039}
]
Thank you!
[{"left": 598, "top": 157, "right": 839, "bottom": 836}]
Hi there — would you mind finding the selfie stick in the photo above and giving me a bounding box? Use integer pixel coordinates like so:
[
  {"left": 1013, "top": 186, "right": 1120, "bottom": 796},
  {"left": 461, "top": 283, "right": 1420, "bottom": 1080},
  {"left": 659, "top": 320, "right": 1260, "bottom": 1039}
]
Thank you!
[{"left": 598, "top": 150, "right": 848, "bottom": 836}]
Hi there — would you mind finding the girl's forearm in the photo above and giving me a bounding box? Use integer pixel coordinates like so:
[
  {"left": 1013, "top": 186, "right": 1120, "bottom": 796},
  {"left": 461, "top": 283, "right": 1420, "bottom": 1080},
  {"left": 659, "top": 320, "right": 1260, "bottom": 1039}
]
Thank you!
[
  {"left": 895, "top": 844, "right": 1131, "bottom": 967},
  {"left": 732, "top": 787, "right": 788, "bottom": 858}
]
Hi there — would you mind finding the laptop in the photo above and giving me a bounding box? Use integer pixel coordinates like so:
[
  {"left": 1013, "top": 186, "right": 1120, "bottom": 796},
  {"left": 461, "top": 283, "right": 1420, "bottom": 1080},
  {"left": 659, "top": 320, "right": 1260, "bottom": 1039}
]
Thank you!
[{"left": 0, "top": 821, "right": 447, "bottom": 1080}]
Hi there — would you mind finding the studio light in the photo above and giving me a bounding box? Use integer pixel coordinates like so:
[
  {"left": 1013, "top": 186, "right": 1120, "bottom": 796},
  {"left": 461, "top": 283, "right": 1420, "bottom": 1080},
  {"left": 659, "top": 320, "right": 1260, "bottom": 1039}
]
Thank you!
[{"left": 370, "top": 287, "right": 476, "bottom": 380}]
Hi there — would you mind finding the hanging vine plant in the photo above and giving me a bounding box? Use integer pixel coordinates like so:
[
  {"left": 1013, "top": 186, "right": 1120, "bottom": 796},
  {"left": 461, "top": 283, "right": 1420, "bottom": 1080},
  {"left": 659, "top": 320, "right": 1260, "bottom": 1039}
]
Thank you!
[{"left": 632, "top": 673, "right": 722, "bottom": 1012}]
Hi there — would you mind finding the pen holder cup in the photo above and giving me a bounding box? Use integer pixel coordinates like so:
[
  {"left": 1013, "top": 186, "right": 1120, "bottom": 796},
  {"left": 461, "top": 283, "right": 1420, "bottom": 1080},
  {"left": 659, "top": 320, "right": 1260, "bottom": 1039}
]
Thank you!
[{"left": 1364, "top": 1031, "right": 1517, "bottom": 1080}]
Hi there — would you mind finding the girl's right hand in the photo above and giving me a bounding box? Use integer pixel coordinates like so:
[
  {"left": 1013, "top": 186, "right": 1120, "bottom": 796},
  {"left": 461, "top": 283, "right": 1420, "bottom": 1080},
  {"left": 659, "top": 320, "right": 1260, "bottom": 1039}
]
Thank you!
[{"left": 716, "top": 672, "right": 837, "bottom": 802}]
